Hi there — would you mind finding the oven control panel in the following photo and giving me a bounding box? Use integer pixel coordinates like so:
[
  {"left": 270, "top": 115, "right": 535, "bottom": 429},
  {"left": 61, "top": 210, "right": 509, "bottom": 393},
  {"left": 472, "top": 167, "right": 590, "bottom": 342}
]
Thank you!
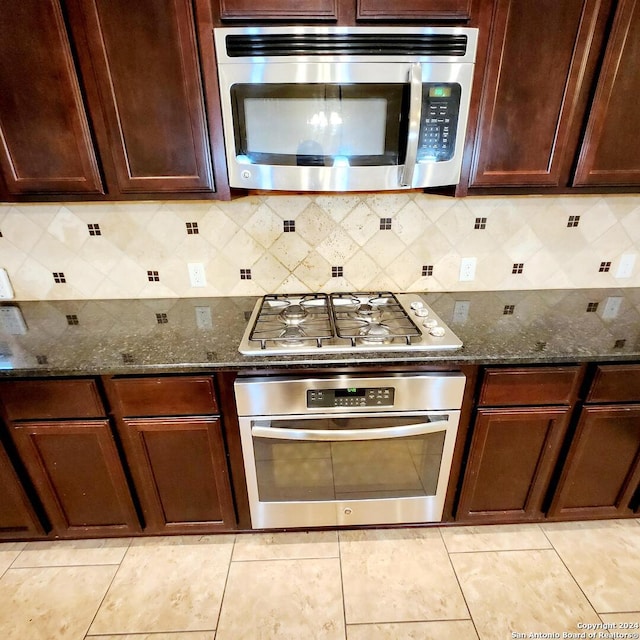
[{"left": 307, "top": 387, "right": 395, "bottom": 408}]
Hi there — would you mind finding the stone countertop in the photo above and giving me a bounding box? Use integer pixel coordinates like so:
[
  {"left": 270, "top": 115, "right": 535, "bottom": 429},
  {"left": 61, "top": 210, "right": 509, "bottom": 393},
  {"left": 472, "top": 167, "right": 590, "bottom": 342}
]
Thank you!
[{"left": 1, "top": 288, "right": 639, "bottom": 377}]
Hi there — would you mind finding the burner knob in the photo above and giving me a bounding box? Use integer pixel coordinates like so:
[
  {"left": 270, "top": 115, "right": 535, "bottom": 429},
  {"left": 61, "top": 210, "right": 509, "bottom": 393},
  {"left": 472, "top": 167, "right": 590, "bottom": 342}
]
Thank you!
[
  {"left": 430, "top": 326, "right": 446, "bottom": 337},
  {"left": 423, "top": 318, "right": 438, "bottom": 329},
  {"left": 414, "top": 308, "right": 429, "bottom": 317},
  {"left": 410, "top": 301, "right": 424, "bottom": 310}
]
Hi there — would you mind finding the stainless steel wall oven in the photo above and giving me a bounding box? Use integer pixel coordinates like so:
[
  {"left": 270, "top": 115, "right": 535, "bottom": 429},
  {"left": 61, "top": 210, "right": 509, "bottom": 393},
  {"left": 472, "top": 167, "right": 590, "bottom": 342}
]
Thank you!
[{"left": 234, "top": 372, "right": 466, "bottom": 529}]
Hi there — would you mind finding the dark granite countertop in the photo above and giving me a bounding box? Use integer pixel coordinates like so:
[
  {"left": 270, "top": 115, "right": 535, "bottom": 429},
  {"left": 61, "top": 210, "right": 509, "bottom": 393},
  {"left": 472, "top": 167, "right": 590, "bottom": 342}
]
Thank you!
[{"left": 1, "top": 288, "right": 639, "bottom": 377}]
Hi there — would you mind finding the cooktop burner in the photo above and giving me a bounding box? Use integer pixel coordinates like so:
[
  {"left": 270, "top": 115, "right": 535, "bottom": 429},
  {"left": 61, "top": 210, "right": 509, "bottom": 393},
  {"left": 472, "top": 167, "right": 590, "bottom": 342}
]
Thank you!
[{"left": 239, "top": 292, "right": 462, "bottom": 355}]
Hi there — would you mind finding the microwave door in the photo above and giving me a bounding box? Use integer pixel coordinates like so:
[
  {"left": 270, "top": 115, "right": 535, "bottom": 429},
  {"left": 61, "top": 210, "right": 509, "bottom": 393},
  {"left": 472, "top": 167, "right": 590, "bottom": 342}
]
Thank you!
[{"left": 217, "top": 59, "right": 474, "bottom": 191}]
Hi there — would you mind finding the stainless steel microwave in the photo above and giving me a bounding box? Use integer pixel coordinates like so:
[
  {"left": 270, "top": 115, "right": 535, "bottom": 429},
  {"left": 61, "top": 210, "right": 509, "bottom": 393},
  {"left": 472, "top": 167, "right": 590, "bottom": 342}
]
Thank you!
[{"left": 214, "top": 26, "right": 478, "bottom": 192}]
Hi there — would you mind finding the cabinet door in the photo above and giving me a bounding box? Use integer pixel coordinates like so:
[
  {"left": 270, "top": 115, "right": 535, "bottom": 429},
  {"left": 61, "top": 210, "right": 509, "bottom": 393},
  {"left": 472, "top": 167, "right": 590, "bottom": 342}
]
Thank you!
[
  {"left": 549, "top": 405, "right": 640, "bottom": 519},
  {"left": 218, "top": 0, "right": 338, "bottom": 20},
  {"left": 574, "top": 0, "right": 640, "bottom": 186},
  {"left": 469, "top": 0, "right": 611, "bottom": 187},
  {"left": 357, "top": 0, "right": 472, "bottom": 20},
  {"left": 119, "top": 417, "right": 236, "bottom": 533},
  {"left": 0, "top": 441, "right": 44, "bottom": 538},
  {"left": 9, "top": 420, "right": 140, "bottom": 538},
  {"left": 0, "top": 0, "right": 103, "bottom": 196},
  {"left": 456, "top": 407, "right": 570, "bottom": 522},
  {"left": 68, "top": 0, "right": 214, "bottom": 194}
]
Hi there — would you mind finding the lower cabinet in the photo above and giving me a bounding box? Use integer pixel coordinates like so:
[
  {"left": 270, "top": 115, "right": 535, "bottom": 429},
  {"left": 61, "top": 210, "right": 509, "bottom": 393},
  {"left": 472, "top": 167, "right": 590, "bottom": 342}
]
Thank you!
[
  {"left": 549, "top": 405, "right": 640, "bottom": 519},
  {"left": 0, "top": 440, "right": 44, "bottom": 538},
  {"left": 105, "top": 375, "right": 237, "bottom": 534},
  {"left": 8, "top": 420, "right": 140, "bottom": 537},
  {"left": 117, "top": 416, "right": 236, "bottom": 533},
  {"left": 456, "top": 407, "right": 571, "bottom": 522}
]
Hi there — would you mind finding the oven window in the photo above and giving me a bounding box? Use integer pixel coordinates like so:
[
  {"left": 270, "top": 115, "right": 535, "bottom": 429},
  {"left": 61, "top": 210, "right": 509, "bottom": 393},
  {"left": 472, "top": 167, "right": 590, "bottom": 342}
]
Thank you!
[
  {"left": 230, "top": 83, "right": 408, "bottom": 167},
  {"left": 252, "top": 419, "right": 446, "bottom": 502}
]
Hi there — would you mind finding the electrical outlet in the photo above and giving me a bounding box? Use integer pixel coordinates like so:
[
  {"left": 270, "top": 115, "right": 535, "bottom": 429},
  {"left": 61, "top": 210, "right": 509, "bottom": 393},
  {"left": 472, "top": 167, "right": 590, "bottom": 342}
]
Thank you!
[
  {"left": 601, "top": 296, "right": 623, "bottom": 319},
  {"left": 0, "top": 268, "right": 14, "bottom": 299},
  {"left": 0, "top": 306, "right": 27, "bottom": 334},
  {"left": 616, "top": 254, "right": 636, "bottom": 279},
  {"left": 188, "top": 263, "right": 207, "bottom": 288},
  {"left": 453, "top": 300, "right": 470, "bottom": 323},
  {"left": 459, "top": 258, "right": 477, "bottom": 282},
  {"left": 195, "top": 306, "right": 213, "bottom": 330}
]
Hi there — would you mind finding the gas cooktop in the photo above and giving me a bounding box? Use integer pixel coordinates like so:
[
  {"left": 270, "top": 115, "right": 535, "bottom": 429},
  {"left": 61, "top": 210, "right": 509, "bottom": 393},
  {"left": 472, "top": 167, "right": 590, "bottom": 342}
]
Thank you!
[{"left": 238, "top": 292, "right": 462, "bottom": 355}]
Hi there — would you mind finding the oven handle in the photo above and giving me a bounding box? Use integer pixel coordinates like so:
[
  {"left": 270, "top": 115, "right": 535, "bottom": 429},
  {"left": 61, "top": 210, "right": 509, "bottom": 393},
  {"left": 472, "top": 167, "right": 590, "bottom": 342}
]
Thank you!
[
  {"left": 251, "top": 418, "right": 448, "bottom": 442},
  {"left": 399, "top": 62, "right": 422, "bottom": 188}
]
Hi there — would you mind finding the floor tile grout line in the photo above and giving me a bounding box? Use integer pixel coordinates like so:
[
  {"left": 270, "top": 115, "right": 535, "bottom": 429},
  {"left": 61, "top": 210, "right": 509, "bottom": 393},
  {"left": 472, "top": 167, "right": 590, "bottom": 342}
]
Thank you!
[
  {"left": 82, "top": 538, "right": 133, "bottom": 639},
  {"left": 526, "top": 533, "right": 603, "bottom": 623},
  {"left": 345, "top": 616, "right": 475, "bottom": 627},
  {"left": 438, "top": 527, "right": 482, "bottom": 640},
  {"left": 337, "top": 529, "right": 348, "bottom": 639},
  {"left": 6, "top": 562, "right": 126, "bottom": 570},
  {"left": 212, "top": 533, "right": 237, "bottom": 635}
]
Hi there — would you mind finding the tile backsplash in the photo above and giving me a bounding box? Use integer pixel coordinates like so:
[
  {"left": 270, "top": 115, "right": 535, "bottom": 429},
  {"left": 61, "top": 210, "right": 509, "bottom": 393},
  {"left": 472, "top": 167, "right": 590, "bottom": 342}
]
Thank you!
[{"left": 1, "top": 193, "right": 639, "bottom": 300}]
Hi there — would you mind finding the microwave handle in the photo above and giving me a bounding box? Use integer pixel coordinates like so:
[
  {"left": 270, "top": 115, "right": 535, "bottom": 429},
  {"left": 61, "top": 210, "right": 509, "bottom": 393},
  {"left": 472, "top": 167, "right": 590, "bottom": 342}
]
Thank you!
[
  {"left": 399, "top": 62, "right": 423, "bottom": 188},
  {"left": 251, "top": 418, "right": 448, "bottom": 442}
]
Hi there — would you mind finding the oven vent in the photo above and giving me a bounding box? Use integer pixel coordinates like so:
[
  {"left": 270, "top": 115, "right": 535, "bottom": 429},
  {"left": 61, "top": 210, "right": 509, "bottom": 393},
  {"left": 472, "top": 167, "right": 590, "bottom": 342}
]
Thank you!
[{"left": 225, "top": 33, "right": 469, "bottom": 58}]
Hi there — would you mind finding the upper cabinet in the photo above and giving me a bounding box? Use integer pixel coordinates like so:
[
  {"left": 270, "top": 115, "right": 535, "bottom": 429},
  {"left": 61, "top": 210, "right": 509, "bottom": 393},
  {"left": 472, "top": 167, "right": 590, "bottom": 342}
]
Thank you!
[
  {"left": 573, "top": 0, "right": 640, "bottom": 186},
  {"left": 216, "top": 0, "right": 475, "bottom": 22},
  {"left": 468, "top": 0, "right": 612, "bottom": 189},
  {"left": 468, "top": 0, "right": 640, "bottom": 192},
  {"left": 67, "top": 0, "right": 215, "bottom": 195},
  {"left": 0, "top": 0, "right": 229, "bottom": 201},
  {"left": 0, "top": 1, "right": 104, "bottom": 197}
]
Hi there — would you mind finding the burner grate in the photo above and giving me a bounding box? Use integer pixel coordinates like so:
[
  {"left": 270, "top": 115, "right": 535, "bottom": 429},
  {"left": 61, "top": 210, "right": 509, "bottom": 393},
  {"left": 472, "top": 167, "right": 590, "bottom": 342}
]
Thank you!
[
  {"left": 330, "top": 292, "right": 422, "bottom": 347},
  {"left": 248, "top": 293, "right": 334, "bottom": 350}
]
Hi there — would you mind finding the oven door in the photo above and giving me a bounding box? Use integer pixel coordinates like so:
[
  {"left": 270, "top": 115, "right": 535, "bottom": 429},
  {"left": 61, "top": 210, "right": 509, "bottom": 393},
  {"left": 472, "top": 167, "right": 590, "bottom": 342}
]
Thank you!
[{"left": 238, "top": 410, "right": 460, "bottom": 529}]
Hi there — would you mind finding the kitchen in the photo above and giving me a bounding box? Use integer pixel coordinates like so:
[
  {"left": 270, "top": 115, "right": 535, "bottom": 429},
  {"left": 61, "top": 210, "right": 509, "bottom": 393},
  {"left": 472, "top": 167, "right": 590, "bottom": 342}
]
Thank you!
[{"left": 1, "top": 0, "right": 640, "bottom": 638}]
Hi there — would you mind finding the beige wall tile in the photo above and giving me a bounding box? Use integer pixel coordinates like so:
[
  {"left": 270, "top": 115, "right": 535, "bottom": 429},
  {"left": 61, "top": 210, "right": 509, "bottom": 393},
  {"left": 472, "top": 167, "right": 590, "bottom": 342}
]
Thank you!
[{"left": 2, "top": 194, "right": 640, "bottom": 300}]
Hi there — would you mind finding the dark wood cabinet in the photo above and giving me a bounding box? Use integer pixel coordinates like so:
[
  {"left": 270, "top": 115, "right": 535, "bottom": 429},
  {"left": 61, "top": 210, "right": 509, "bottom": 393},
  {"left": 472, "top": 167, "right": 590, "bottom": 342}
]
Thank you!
[
  {"left": 0, "top": 0, "right": 103, "bottom": 197},
  {"left": 0, "top": 0, "right": 229, "bottom": 201},
  {"left": 469, "top": 0, "right": 640, "bottom": 192},
  {"left": 219, "top": 0, "right": 338, "bottom": 20},
  {"left": 574, "top": 0, "right": 640, "bottom": 186},
  {"left": 0, "top": 378, "right": 140, "bottom": 538},
  {"left": 357, "top": 0, "right": 472, "bottom": 20},
  {"left": 106, "top": 375, "right": 236, "bottom": 533},
  {"left": 549, "top": 363, "right": 640, "bottom": 519},
  {"left": 0, "top": 440, "right": 44, "bottom": 539},
  {"left": 456, "top": 407, "right": 571, "bottom": 522},
  {"left": 469, "top": 0, "right": 612, "bottom": 188},
  {"left": 8, "top": 420, "right": 140, "bottom": 538},
  {"left": 118, "top": 417, "right": 236, "bottom": 533},
  {"left": 216, "top": 0, "right": 474, "bottom": 21},
  {"left": 67, "top": 0, "right": 215, "bottom": 195},
  {"left": 456, "top": 365, "right": 581, "bottom": 523},
  {"left": 549, "top": 406, "right": 640, "bottom": 518}
]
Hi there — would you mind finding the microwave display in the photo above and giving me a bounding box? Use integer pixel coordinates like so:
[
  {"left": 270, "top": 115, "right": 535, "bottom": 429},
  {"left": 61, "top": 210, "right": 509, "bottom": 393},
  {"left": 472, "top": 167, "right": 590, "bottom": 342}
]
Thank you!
[{"left": 418, "top": 83, "right": 461, "bottom": 162}]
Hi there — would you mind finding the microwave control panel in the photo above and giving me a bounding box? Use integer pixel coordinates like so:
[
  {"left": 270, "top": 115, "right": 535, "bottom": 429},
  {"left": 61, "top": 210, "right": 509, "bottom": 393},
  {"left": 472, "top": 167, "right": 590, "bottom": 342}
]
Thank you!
[
  {"left": 418, "top": 83, "right": 461, "bottom": 163},
  {"left": 307, "top": 387, "right": 395, "bottom": 408}
]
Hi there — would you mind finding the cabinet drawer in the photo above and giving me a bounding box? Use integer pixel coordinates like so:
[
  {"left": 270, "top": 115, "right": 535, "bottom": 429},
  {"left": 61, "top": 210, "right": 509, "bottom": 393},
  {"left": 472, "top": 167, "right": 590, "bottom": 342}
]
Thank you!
[
  {"left": 587, "top": 365, "right": 640, "bottom": 403},
  {"left": 0, "top": 379, "right": 105, "bottom": 421},
  {"left": 110, "top": 376, "right": 218, "bottom": 416},
  {"left": 479, "top": 367, "right": 582, "bottom": 406}
]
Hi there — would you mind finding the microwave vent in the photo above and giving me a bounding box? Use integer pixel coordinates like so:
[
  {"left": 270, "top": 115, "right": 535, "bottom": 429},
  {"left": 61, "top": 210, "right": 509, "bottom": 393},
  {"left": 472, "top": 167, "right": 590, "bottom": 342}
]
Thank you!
[{"left": 225, "top": 33, "right": 469, "bottom": 58}]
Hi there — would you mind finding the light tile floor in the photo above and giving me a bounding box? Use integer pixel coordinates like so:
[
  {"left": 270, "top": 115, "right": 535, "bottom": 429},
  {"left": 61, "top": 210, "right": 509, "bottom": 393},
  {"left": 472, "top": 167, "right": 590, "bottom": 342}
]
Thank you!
[{"left": 1, "top": 519, "right": 639, "bottom": 640}]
